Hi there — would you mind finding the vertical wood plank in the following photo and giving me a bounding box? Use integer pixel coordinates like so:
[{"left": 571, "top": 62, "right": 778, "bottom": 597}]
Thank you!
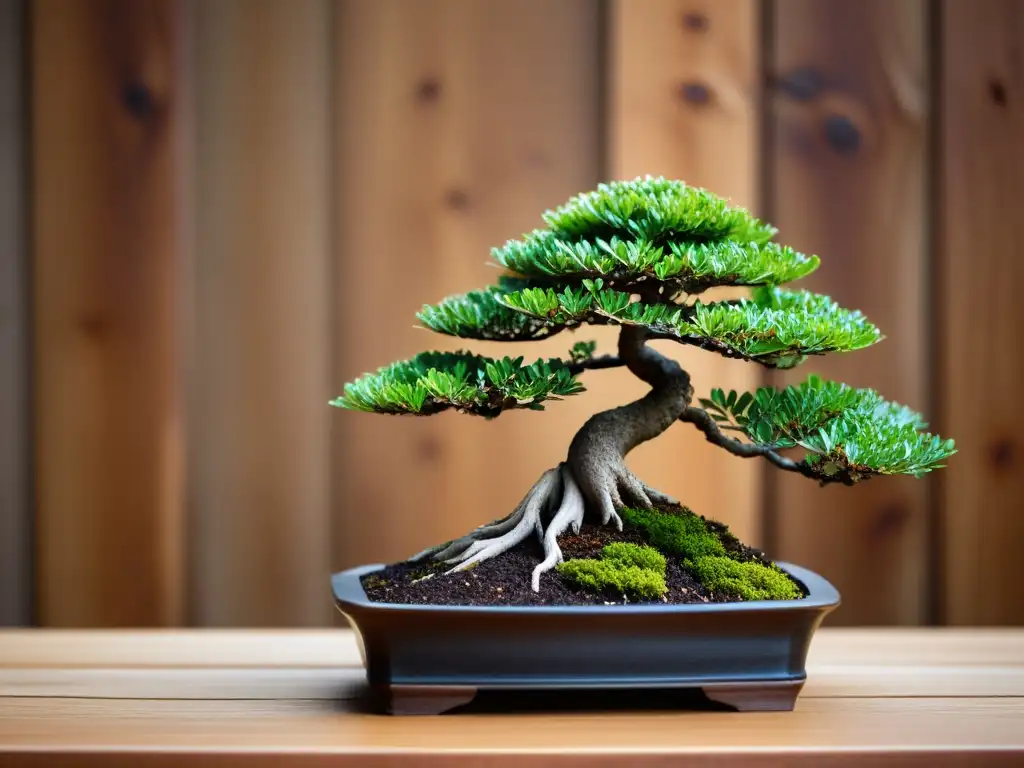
[
  {"left": 188, "top": 0, "right": 333, "bottom": 626},
  {"left": 332, "top": 0, "right": 602, "bottom": 567},
  {"left": 32, "top": 0, "right": 185, "bottom": 626},
  {"left": 609, "top": 0, "right": 762, "bottom": 544},
  {"left": 939, "top": 0, "right": 1024, "bottom": 625},
  {"left": 0, "top": 0, "right": 30, "bottom": 626},
  {"left": 768, "top": 0, "right": 929, "bottom": 624}
]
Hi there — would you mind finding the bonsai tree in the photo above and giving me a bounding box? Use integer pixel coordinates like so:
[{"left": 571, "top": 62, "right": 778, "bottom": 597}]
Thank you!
[{"left": 333, "top": 177, "right": 955, "bottom": 592}]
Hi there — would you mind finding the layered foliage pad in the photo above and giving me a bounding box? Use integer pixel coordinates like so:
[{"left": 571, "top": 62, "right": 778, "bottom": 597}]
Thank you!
[
  {"left": 620, "top": 506, "right": 800, "bottom": 601},
  {"left": 700, "top": 375, "right": 957, "bottom": 482},
  {"left": 420, "top": 279, "right": 881, "bottom": 368},
  {"left": 543, "top": 176, "right": 776, "bottom": 244},
  {"left": 416, "top": 277, "right": 558, "bottom": 342},
  {"left": 330, "top": 351, "right": 583, "bottom": 417},
  {"left": 494, "top": 230, "right": 819, "bottom": 296},
  {"left": 492, "top": 177, "right": 818, "bottom": 294}
]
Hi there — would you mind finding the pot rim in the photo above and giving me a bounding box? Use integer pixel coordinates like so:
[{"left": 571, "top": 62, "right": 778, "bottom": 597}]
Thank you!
[{"left": 333, "top": 560, "right": 840, "bottom": 616}]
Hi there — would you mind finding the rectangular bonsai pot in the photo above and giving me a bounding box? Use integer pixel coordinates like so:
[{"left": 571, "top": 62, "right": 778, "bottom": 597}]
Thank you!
[{"left": 332, "top": 562, "right": 839, "bottom": 714}]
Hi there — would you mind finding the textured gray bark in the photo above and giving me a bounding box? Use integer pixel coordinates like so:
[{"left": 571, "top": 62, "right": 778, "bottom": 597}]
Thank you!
[
  {"left": 567, "top": 327, "right": 692, "bottom": 522},
  {"left": 420, "top": 326, "right": 693, "bottom": 590}
]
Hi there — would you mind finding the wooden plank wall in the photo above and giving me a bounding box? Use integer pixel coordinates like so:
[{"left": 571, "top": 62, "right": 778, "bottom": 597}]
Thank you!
[
  {"left": 187, "top": 0, "right": 333, "bottom": 626},
  {"left": 939, "top": 0, "right": 1024, "bottom": 626},
  {"left": 0, "top": 0, "right": 29, "bottom": 626},
  {"left": 10, "top": 0, "right": 1024, "bottom": 626},
  {"left": 609, "top": 0, "right": 762, "bottom": 545},
  {"left": 766, "top": 0, "right": 930, "bottom": 625},
  {"left": 332, "top": 0, "right": 602, "bottom": 568},
  {"left": 32, "top": 0, "right": 185, "bottom": 626}
]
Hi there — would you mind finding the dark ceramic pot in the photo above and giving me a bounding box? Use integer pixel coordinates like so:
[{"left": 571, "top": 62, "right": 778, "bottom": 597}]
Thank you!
[{"left": 332, "top": 562, "right": 839, "bottom": 714}]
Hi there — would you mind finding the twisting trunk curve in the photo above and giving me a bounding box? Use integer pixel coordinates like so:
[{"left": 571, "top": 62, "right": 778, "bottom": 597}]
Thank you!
[{"left": 412, "top": 327, "right": 693, "bottom": 591}]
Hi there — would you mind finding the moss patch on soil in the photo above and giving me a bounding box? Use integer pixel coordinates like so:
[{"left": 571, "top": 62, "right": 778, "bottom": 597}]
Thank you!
[
  {"left": 688, "top": 555, "right": 802, "bottom": 601},
  {"left": 361, "top": 502, "right": 805, "bottom": 606},
  {"left": 621, "top": 504, "right": 800, "bottom": 601},
  {"left": 557, "top": 543, "right": 668, "bottom": 599},
  {"left": 620, "top": 506, "right": 727, "bottom": 560}
]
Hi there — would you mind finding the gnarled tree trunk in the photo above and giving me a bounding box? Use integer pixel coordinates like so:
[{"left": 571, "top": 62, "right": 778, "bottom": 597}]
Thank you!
[{"left": 413, "top": 326, "right": 694, "bottom": 591}]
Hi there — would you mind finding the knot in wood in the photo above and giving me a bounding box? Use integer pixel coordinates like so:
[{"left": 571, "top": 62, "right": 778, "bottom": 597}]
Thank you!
[
  {"left": 823, "top": 114, "right": 861, "bottom": 154},
  {"left": 679, "top": 82, "right": 711, "bottom": 106},
  {"left": 122, "top": 82, "right": 156, "bottom": 120}
]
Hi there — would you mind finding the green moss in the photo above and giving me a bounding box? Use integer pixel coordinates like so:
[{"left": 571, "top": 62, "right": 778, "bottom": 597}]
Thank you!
[
  {"left": 601, "top": 542, "right": 667, "bottom": 572},
  {"left": 619, "top": 506, "right": 801, "bottom": 601},
  {"left": 362, "top": 575, "right": 389, "bottom": 590},
  {"left": 557, "top": 542, "right": 668, "bottom": 600},
  {"left": 621, "top": 507, "right": 726, "bottom": 560},
  {"left": 557, "top": 559, "right": 667, "bottom": 600},
  {"left": 688, "top": 556, "right": 801, "bottom": 601}
]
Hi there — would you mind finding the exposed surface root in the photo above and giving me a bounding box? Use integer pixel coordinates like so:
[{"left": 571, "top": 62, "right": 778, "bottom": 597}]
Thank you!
[
  {"left": 406, "top": 477, "right": 550, "bottom": 563},
  {"left": 531, "top": 467, "right": 585, "bottom": 591},
  {"left": 641, "top": 483, "right": 677, "bottom": 506},
  {"left": 411, "top": 327, "right": 691, "bottom": 591},
  {"left": 410, "top": 461, "right": 679, "bottom": 592},
  {"left": 443, "top": 467, "right": 562, "bottom": 574}
]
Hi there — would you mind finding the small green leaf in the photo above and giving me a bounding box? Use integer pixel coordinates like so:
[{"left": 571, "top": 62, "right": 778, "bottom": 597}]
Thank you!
[
  {"left": 735, "top": 391, "right": 753, "bottom": 415},
  {"left": 754, "top": 421, "right": 774, "bottom": 444}
]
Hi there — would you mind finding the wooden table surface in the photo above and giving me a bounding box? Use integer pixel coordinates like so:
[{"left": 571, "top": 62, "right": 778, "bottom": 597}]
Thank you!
[{"left": 1, "top": 628, "right": 1022, "bottom": 766}]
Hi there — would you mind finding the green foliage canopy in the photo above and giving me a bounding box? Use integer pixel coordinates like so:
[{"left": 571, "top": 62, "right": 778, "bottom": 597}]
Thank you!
[
  {"left": 334, "top": 176, "right": 955, "bottom": 481},
  {"left": 493, "top": 231, "right": 819, "bottom": 295},
  {"left": 420, "top": 281, "right": 881, "bottom": 368},
  {"left": 541, "top": 176, "right": 777, "bottom": 243}
]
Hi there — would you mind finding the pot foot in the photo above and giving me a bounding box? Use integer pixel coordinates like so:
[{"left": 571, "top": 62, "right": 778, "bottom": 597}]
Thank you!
[{"left": 701, "top": 679, "right": 804, "bottom": 711}]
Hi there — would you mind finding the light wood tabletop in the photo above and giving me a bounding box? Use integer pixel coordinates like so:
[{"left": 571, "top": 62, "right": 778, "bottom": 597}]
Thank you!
[{"left": 1, "top": 628, "right": 1022, "bottom": 766}]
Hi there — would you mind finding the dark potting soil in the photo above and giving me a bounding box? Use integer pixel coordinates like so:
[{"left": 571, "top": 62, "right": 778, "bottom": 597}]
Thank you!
[{"left": 361, "top": 503, "right": 804, "bottom": 607}]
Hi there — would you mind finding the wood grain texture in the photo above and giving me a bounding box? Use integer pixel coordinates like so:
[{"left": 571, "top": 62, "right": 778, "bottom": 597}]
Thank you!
[
  {"left": 609, "top": 0, "right": 762, "bottom": 544},
  {"left": 1, "top": 629, "right": 1024, "bottom": 764},
  {"left": 939, "top": 0, "right": 1024, "bottom": 625},
  {"left": 6, "top": 757, "right": 1024, "bottom": 768},
  {"left": 0, "top": 0, "right": 30, "bottom": 626},
  {"left": 1, "top": 697, "right": 1023, "bottom": 755},
  {"left": 6, "top": 662, "right": 1024, "bottom": 700},
  {"left": 32, "top": 0, "right": 185, "bottom": 626},
  {"left": 332, "top": 0, "right": 602, "bottom": 567},
  {"left": 0, "top": 629, "right": 360, "bottom": 667},
  {"left": 187, "top": 0, "right": 333, "bottom": 626},
  {"left": 767, "top": 0, "right": 930, "bottom": 624},
  {"left": 2, "top": 627, "right": 1021, "bottom": 669}
]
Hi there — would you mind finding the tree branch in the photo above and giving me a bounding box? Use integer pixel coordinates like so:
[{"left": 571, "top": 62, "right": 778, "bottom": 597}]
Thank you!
[
  {"left": 678, "top": 406, "right": 816, "bottom": 478},
  {"left": 618, "top": 326, "right": 692, "bottom": 395},
  {"left": 567, "top": 354, "right": 625, "bottom": 375}
]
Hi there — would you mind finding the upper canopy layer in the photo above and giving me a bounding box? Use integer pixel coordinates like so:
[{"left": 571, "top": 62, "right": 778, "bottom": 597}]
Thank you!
[
  {"left": 330, "top": 351, "right": 584, "bottom": 418},
  {"left": 542, "top": 176, "right": 777, "bottom": 243},
  {"left": 493, "top": 230, "right": 820, "bottom": 295},
  {"left": 419, "top": 280, "right": 882, "bottom": 369},
  {"left": 700, "top": 375, "right": 957, "bottom": 483},
  {"left": 492, "top": 177, "right": 819, "bottom": 294}
]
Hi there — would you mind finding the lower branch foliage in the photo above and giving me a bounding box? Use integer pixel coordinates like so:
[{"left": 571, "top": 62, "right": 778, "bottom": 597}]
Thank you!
[
  {"left": 690, "top": 375, "right": 956, "bottom": 483},
  {"left": 331, "top": 351, "right": 583, "bottom": 417}
]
